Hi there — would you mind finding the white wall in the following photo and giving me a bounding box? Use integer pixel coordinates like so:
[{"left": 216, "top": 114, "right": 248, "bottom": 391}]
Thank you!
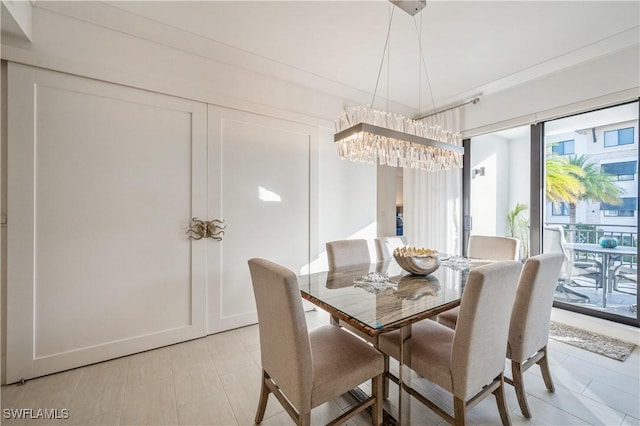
[
  {"left": 315, "top": 127, "right": 377, "bottom": 271},
  {"left": 462, "top": 46, "right": 640, "bottom": 137},
  {"left": 469, "top": 134, "right": 510, "bottom": 236}
]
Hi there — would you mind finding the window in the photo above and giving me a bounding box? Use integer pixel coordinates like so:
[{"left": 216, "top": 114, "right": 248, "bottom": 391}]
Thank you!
[
  {"left": 551, "top": 140, "right": 575, "bottom": 155},
  {"left": 604, "top": 127, "right": 635, "bottom": 147},
  {"left": 601, "top": 197, "right": 637, "bottom": 217},
  {"left": 552, "top": 202, "right": 570, "bottom": 216},
  {"left": 601, "top": 161, "right": 637, "bottom": 181},
  {"left": 604, "top": 210, "right": 635, "bottom": 217}
]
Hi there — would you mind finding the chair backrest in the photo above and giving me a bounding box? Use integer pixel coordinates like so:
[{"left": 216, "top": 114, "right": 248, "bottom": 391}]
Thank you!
[
  {"left": 326, "top": 239, "right": 370, "bottom": 269},
  {"left": 451, "top": 260, "right": 522, "bottom": 400},
  {"left": 248, "top": 258, "right": 313, "bottom": 412},
  {"left": 542, "top": 226, "right": 571, "bottom": 279},
  {"left": 542, "top": 225, "right": 567, "bottom": 254},
  {"left": 374, "top": 236, "right": 407, "bottom": 261},
  {"left": 508, "top": 253, "right": 565, "bottom": 363},
  {"left": 467, "top": 235, "right": 520, "bottom": 261}
]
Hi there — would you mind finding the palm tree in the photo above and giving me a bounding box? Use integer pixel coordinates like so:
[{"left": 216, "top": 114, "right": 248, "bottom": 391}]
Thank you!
[
  {"left": 507, "top": 203, "right": 530, "bottom": 258},
  {"left": 565, "top": 155, "right": 623, "bottom": 226},
  {"left": 545, "top": 153, "right": 624, "bottom": 243},
  {"left": 545, "top": 154, "right": 585, "bottom": 205}
]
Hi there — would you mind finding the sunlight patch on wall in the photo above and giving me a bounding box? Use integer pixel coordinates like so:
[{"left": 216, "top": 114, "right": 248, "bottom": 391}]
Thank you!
[{"left": 258, "top": 186, "right": 281, "bottom": 202}]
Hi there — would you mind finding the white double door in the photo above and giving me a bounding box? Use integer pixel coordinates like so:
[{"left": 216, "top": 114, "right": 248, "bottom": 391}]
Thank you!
[{"left": 5, "top": 63, "right": 312, "bottom": 383}]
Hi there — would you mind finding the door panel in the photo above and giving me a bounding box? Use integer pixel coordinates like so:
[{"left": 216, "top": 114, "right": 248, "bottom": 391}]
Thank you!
[
  {"left": 6, "top": 63, "right": 207, "bottom": 382},
  {"left": 543, "top": 101, "right": 639, "bottom": 326},
  {"left": 207, "top": 106, "right": 311, "bottom": 333}
]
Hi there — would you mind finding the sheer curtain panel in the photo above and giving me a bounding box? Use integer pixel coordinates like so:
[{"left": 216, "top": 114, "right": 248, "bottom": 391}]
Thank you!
[{"left": 403, "top": 109, "right": 462, "bottom": 255}]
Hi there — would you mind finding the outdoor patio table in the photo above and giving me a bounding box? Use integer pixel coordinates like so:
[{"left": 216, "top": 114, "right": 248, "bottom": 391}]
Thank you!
[{"left": 565, "top": 243, "right": 637, "bottom": 307}]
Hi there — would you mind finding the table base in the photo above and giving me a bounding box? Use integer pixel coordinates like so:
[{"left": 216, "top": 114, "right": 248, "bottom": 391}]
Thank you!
[{"left": 347, "top": 387, "right": 398, "bottom": 426}]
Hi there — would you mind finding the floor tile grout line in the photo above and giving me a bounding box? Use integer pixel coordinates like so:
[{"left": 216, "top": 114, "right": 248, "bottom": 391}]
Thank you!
[
  {"left": 521, "top": 394, "right": 591, "bottom": 424},
  {"left": 118, "top": 358, "right": 131, "bottom": 426},
  {"left": 169, "top": 346, "right": 180, "bottom": 425}
]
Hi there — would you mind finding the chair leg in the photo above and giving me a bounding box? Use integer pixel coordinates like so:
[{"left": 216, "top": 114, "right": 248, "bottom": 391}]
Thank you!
[
  {"left": 538, "top": 345, "right": 555, "bottom": 392},
  {"left": 298, "top": 411, "right": 311, "bottom": 426},
  {"left": 383, "top": 355, "right": 390, "bottom": 399},
  {"left": 453, "top": 397, "right": 467, "bottom": 426},
  {"left": 255, "top": 370, "right": 271, "bottom": 424},
  {"left": 372, "top": 374, "right": 383, "bottom": 426},
  {"left": 493, "top": 375, "right": 512, "bottom": 426},
  {"left": 511, "top": 360, "right": 531, "bottom": 419}
]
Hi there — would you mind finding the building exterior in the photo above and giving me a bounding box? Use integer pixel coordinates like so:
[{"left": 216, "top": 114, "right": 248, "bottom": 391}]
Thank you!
[{"left": 546, "top": 115, "right": 639, "bottom": 244}]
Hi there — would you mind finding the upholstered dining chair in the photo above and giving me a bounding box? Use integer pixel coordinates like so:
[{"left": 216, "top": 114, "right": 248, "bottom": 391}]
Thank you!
[
  {"left": 506, "top": 253, "right": 565, "bottom": 418},
  {"left": 433, "top": 254, "right": 565, "bottom": 419},
  {"left": 437, "top": 235, "right": 520, "bottom": 329},
  {"left": 379, "top": 261, "right": 523, "bottom": 426},
  {"left": 374, "top": 236, "right": 407, "bottom": 261},
  {"left": 326, "top": 239, "right": 371, "bottom": 269},
  {"left": 467, "top": 234, "right": 520, "bottom": 261},
  {"left": 248, "top": 258, "right": 385, "bottom": 426}
]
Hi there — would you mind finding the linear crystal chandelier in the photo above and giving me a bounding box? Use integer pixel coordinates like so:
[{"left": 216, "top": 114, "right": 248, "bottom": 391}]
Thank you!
[
  {"left": 334, "top": 1, "right": 464, "bottom": 172},
  {"left": 334, "top": 106, "right": 463, "bottom": 171}
]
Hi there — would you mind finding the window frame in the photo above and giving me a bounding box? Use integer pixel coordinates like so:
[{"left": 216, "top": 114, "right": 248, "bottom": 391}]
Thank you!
[
  {"left": 552, "top": 201, "right": 570, "bottom": 216},
  {"left": 551, "top": 139, "right": 575, "bottom": 155},
  {"left": 604, "top": 127, "right": 635, "bottom": 148}
]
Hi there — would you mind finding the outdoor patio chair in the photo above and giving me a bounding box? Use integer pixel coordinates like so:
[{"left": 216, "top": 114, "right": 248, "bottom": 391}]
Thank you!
[
  {"left": 612, "top": 264, "right": 637, "bottom": 294},
  {"left": 543, "top": 226, "right": 602, "bottom": 302}
]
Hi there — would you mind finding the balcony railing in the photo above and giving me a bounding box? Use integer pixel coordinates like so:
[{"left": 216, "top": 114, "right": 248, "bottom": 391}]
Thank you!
[{"left": 546, "top": 222, "right": 638, "bottom": 266}]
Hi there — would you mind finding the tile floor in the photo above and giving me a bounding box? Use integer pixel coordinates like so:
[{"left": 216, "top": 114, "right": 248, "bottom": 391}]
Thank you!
[{"left": 2, "top": 309, "right": 639, "bottom": 425}]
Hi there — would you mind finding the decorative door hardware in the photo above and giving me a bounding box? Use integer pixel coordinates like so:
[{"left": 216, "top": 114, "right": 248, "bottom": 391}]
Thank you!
[{"left": 187, "top": 218, "right": 226, "bottom": 241}]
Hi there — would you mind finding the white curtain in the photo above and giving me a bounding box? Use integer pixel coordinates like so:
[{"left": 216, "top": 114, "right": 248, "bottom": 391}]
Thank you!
[{"left": 403, "top": 109, "right": 462, "bottom": 255}]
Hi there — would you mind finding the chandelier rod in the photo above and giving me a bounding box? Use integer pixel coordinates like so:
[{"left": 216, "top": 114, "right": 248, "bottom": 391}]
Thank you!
[
  {"left": 371, "top": 6, "right": 396, "bottom": 108},
  {"left": 413, "top": 97, "right": 480, "bottom": 121},
  {"left": 413, "top": 9, "right": 436, "bottom": 118}
]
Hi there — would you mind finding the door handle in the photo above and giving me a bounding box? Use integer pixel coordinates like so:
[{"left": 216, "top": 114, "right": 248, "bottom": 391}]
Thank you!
[
  {"left": 187, "top": 218, "right": 226, "bottom": 241},
  {"left": 209, "top": 219, "right": 226, "bottom": 241}
]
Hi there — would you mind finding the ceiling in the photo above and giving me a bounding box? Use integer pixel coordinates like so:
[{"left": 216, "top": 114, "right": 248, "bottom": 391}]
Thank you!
[{"left": 51, "top": 1, "right": 640, "bottom": 116}]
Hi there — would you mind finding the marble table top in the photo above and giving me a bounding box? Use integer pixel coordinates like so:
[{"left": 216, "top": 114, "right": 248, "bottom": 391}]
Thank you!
[{"left": 298, "top": 259, "right": 489, "bottom": 337}]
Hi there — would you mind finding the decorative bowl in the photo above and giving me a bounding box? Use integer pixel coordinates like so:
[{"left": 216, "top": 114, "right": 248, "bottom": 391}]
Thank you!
[
  {"left": 599, "top": 237, "right": 619, "bottom": 248},
  {"left": 393, "top": 246, "right": 440, "bottom": 275}
]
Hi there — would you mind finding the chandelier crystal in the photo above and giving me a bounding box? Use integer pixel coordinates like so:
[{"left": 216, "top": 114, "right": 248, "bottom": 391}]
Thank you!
[{"left": 334, "top": 105, "right": 463, "bottom": 171}]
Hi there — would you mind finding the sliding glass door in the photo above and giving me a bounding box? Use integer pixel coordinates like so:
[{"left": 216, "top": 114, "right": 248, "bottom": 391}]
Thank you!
[
  {"left": 464, "top": 100, "right": 639, "bottom": 326},
  {"left": 465, "top": 126, "right": 531, "bottom": 259},
  {"left": 541, "top": 101, "right": 639, "bottom": 325}
]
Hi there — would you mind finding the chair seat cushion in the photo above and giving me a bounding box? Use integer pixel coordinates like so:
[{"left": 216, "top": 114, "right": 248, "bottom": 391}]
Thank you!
[
  {"left": 436, "top": 306, "right": 459, "bottom": 330},
  {"left": 378, "top": 320, "right": 455, "bottom": 392},
  {"left": 309, "top": 325, "right": 384, "bottom": 408}
]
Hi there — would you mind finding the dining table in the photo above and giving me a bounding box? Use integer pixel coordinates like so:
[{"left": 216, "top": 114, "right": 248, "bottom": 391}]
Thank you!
[
  {"left": 565, "top": 243, "right": 637, "bottom": 307},
  {"left": 297, "top": 256, "right": 489, "bottom": 424}
]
